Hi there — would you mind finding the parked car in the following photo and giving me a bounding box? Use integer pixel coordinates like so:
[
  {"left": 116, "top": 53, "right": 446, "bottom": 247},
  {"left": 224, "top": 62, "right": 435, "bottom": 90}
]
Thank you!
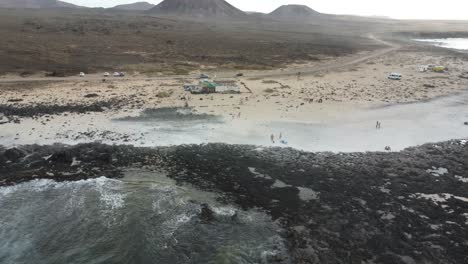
[
  {"left": 183, "top": 84, "right": 198, "bottom": 91},
  {"left": 199, "top": 73, "right": 210, "bottom": 79},
  {"left": 113, "top": 72, "right": 125, "bottom": 77},
  {"left": 103, "top": 72, "right": 110, "bottom": 77},
  {"left": 388, "top": 73, "right": 402, "bottom": 80},
  {"left": 235, "top": 73, "right": 244, "bottom": 77},
  {"left": 79, "top": 72, "right": 85, "bottom": 77},
  {"left": 433, "top": 66, "right": 446, "bottom": 73}
]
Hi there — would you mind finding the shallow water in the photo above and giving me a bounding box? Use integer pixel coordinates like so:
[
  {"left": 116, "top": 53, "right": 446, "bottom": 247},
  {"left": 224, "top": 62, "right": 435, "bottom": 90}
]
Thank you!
[
  {"left": 0, "top": 171, "right": 289, "bottom": 264},
  {"left": 415, "top": 38, "right": 468, "bottom": 50},
  {"left": 1, "top": 92, "right": 467, "bottom": 152}
]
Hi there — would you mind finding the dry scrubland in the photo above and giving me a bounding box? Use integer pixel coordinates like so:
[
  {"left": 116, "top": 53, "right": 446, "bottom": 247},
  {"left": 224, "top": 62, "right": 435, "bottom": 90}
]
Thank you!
[
  {"left": 1, "top": 46, "right": 467, "bottom": 122},
  {"left": 0, "top": 9, "right": 382, "bottom": 76}
]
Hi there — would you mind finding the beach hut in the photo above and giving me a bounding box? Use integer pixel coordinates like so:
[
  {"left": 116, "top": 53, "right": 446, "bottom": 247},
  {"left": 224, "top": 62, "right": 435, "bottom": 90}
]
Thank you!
[
  {"left": 214, "top": 80, "right": 240, "bottom": 94},
  {"left": 190, "top": 86, "right": 204, "bottom": 94},
  {"left": 198, "top": 80, "right": 216, "bottom": 93}
]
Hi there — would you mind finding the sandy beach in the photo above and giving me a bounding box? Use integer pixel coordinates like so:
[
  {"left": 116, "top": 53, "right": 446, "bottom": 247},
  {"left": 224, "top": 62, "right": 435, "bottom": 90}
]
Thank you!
[{"left": 0, "top": 45, "right": 467, "bottom": 152}]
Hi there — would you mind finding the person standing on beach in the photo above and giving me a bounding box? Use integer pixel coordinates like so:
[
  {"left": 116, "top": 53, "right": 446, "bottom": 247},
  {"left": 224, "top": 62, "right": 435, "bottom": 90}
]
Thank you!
[{"left": 270, "top": 134, "right": 275, "bottom": 144}]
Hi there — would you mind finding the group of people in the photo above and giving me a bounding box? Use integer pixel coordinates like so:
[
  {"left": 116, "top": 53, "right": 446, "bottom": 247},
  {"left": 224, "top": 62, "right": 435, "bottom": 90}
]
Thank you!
[
  {"left": 376, "top": 121, "right": 392, "bottom": 151},
  {"left": 376, "top": 121, "right": 382, "bottom": 129},
  {"left": 230, "top": 112, "right": 241, "bottom": 120},
  {"left": 270, "top": 133, "right": 288, "bottom": 145}
]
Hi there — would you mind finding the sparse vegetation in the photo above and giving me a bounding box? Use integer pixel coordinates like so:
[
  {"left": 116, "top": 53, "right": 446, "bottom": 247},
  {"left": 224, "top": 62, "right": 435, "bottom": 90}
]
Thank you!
[
  {"left": 156, "top": 91, "right": 173, "bottom": 98},
  {"left": 262, "top": 80, "right": 279, "bottom": 84}
]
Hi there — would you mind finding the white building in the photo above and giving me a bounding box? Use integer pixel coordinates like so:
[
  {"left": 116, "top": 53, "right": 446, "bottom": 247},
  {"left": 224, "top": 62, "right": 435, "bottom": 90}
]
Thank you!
[{"left": 214, "top": 80, "right": 240, "bottom": 93}]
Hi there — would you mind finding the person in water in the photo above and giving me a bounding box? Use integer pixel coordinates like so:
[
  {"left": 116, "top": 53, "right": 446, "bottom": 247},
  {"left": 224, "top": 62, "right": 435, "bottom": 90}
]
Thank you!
[{"left": 270, "top": 134, "right": 275, "bottom": 144}]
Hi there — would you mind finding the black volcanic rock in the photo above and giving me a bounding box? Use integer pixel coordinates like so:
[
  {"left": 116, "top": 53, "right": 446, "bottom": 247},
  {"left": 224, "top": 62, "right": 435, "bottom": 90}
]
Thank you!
[
  {"left": 4, "top": 148, "right": 26, "bottom": 162},
  {"left": 148, "top": 0, "right": 245, "bottom": 18},
  {"left": 0, "top": 0, "right": 82, "bottom": 8},
  {"left": 269, "top": 4, "right": 321, "bottom": 20},
  {"left": 112, "top": 1, "right": 155, "bottom": 11},
  {"left": 2, "top": 140, "right": 467, "bottom": 263}
]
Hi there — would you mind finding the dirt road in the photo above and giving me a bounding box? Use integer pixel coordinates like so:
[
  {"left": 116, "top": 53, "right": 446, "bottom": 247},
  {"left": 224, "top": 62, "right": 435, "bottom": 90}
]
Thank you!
[{"left": 0, "top": 36, "right": 400, "bottom": 83}]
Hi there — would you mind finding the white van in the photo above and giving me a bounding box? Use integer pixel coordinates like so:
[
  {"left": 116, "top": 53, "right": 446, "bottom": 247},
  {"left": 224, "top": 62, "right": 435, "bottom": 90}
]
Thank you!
[
  {"left": 388, "top": 73, "right": 402, "bottom": 80},
  {"left": 79, "top": 72, "right": 85, "bottom": 77}
]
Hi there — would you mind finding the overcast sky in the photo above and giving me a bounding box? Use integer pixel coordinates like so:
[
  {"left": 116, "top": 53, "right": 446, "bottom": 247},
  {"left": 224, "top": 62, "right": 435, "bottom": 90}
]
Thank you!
[{"left": 66, "top": 0, "right": 468, "bottom": 20}]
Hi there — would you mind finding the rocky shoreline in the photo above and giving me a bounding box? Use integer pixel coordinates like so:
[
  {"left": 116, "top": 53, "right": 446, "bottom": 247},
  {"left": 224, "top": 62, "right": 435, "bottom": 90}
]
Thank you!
[
  {"left": 0, "top": 99, "right": 125, "bottom": 124},
  {"left": 1, "top": 140, "right": 468, "bottom": 263}
]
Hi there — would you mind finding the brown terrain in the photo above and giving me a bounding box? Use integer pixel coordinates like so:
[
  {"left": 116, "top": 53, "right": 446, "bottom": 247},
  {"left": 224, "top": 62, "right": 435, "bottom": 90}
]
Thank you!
[
  {"left": 0, "top": 0, "right": 396, "bottom": 76},
  {"left": 0, "top": 0, "right": 466, "bottom": 78},
  {"left": 148, "top": 0, "right": 245, "bottom": 17},
  {"left": 269, "top": 4, "right": 321, "bottom": 20}
]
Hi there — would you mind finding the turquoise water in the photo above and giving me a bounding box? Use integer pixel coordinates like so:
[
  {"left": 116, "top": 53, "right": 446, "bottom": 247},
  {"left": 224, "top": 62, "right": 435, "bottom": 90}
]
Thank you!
[{"left": 415, "top": 38, "right": 468, "bottom": 50}]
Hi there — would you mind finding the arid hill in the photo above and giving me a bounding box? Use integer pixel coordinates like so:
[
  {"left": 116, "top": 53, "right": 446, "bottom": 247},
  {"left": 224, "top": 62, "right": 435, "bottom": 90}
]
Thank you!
[
  {"left": 0, "top": 0, "right": 81, "bottom": 8},
  {"left": 0, "top": 6, "right": 466, "bottom": 76},
  {"left": 112, "top": 2, "right": 155, "bottom": 11},
  {"left": 269, "top": 4, "right": 321, "bottom": 20},
  {"left": 148, "top": 0, "right": 245, "bottom": 17}
]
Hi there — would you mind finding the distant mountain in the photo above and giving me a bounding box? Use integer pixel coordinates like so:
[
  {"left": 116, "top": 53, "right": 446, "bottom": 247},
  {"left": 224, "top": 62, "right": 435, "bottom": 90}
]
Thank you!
[
  {"left": 148, "top": 0, "right": 245, "bottom": 18},
  {"left": 112, "top": 2, "right": 155, "bottom": 11},
  {"left": 245, "top": 11, "right": 265, "bottom": 15},
  {"left": 269, "top": 5, "right": 321, "bottom": 20},
  {"left": 0, "top": 0, "right": 82, "bottom": 8}
]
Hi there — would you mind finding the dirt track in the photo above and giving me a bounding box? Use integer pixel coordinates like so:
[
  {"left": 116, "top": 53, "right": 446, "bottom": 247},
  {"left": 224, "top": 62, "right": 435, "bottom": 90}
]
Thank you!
[{"left": 0, "top": 36, "right": 400, "bottom": 83}]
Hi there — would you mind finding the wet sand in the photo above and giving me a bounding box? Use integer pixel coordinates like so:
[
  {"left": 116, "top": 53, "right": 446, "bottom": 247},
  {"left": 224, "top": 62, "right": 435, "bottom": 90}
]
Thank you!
[{"left": 1, "top": 90, "right": 467, "bottom": 152}]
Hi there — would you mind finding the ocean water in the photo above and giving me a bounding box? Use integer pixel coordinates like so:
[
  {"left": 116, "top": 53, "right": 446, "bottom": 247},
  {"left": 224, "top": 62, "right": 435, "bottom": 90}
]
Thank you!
[
  {"left": 0, "top": 171, "right": 289, "bottom": 264},
  {"left": 415, "top": 38, "right": 468, "bottom": 50}
]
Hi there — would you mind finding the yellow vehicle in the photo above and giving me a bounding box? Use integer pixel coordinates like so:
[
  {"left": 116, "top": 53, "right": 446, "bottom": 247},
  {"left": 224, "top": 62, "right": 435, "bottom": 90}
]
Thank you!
[{"left": 433, "top": 66, "right": 446, "bottom": 72}]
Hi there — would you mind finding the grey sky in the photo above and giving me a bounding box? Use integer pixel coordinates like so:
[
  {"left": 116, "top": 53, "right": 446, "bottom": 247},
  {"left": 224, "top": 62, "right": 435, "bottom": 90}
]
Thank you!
[{"left": 66, "top": 0, "right": 468, "bottom": 20}]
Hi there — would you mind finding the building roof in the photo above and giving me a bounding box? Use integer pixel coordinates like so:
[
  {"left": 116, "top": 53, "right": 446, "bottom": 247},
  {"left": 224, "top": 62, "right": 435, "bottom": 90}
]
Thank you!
[{"left": 214, "top": 80, "right": 237, "bottom": 84}]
